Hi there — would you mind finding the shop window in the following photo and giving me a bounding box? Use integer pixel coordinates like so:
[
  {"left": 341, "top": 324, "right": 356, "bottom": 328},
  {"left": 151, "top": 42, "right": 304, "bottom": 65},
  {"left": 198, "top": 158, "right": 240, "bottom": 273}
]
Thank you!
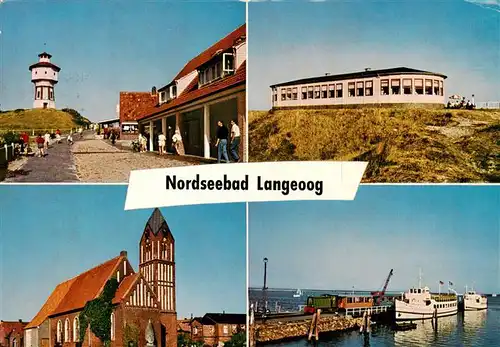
[
  {"left": 286, "top": 88, "right": 292, "bottom": 100},
  {"left": 301, "top": 87, "right": 307, "bottom": 99},
  {"left": 292, "top": 87, "right": 298, "bottom": 100},
  {"left": 439, "top": 81, "right": 444, "bottom": 96},
  {"left": 425, "top": 79, "right": 433, "bottom": 95},
  {"left": 281, "top": 89, "right": 286, "bottom": 101},
  {"left": 348, "top": 82, "right": 355, "bottom": 97},
  {"left": 356, "top": 81, "right": 364, "bottom": 97},
  {"left": 365, "top": 81, "right": 373, "bottom": 96},
  {"left": 415, "top": 79, "right": 424, "bottom": 94},
  {"left": 314, "top": 86, "right": 320, "bottom": 99},
  {"left": 308, "top": 86, "right": 313, "bottom": 99},
  {"left": 403, "top": 79, "right": 412, "bottom": 95},
  {"left": 336, "top": 83, "right": 343, "bottom": 98},
  {"left": 321, "top": 85, "right": 327, "bottom": 98},
  {"left": 391, "top": 79, "right": 401, "bottom": 95},
  {"left": 328, "top": 84, "right": 335, "bottom": 98},
  {"left": 381, "top": 80, "right": 389, "bottom": 95}
]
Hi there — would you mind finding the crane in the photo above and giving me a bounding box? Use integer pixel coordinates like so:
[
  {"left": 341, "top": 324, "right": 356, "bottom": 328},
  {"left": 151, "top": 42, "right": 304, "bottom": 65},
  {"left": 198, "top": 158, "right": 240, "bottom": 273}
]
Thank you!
[{"left": 371, "top": 269, "right": 394, "bottom": 305}]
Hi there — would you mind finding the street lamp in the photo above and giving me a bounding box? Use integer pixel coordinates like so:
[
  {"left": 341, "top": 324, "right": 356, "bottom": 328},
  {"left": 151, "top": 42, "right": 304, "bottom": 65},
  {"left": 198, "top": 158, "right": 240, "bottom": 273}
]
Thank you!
[{"left": 263, "top": 258, "right": 268, "bottom": 290}]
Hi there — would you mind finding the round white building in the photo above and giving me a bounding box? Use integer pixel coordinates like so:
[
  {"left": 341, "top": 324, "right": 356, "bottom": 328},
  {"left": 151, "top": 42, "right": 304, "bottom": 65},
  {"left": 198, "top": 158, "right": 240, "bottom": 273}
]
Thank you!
[{"left": 29, "top": 52, "right": 61, "bottom": 109}]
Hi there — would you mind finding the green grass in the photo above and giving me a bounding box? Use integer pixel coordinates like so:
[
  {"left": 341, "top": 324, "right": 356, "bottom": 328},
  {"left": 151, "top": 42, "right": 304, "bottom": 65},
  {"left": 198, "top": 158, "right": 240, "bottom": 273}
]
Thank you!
[
  {"left": 0, "top": 108, "right": 87, "bottom": 133},
  {"left": 249, "top": 107, "right": 500, "bottom": 183}
]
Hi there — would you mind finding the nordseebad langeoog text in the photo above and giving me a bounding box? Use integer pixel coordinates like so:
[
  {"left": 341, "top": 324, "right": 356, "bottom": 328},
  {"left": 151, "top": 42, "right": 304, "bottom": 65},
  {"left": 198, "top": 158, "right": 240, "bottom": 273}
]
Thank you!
[{"left": 165, "top": 174, "right": 323, "bottom": 196}]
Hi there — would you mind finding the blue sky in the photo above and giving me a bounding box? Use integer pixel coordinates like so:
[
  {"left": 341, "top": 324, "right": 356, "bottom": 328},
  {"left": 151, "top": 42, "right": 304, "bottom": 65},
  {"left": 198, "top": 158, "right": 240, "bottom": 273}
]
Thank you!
[
  {"left": 0, "top": 185, "right": 246, "bottom": 321},
  {"left": 248, "top": 0, "right": 500, "bottom": 110},
  {"left": 0, "top": 0, "right": 245, "bottom": 121},
  {"left": 249, "top": 185, "right": 500, "bottom": 295}
]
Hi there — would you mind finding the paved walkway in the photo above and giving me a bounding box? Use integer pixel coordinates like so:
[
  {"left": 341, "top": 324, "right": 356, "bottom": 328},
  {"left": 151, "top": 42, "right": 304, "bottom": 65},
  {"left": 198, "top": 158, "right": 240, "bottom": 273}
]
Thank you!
[{"left": 4, "top": 132, "right": 87, "bottom": 183}]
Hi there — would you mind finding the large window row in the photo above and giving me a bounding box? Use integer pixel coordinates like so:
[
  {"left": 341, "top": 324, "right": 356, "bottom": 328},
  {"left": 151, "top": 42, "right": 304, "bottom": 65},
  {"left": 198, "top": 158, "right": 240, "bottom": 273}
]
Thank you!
[{"left": 274, "top": 77, "right": 444, "bottom": 102}]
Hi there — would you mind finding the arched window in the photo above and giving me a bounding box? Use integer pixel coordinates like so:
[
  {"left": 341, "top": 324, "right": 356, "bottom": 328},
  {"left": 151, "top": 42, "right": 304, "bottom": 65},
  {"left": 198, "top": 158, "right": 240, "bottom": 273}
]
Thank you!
[
  {"left": 110, "top": 313, "right": 115, "bottom": 341},
  {"left": 64, "top": 318, "right": 71, "bottom": 342},
  {"left": 73, "top": 317, "right": 80, "bottom": 342},
  {"left": 57, "top": 320, "right": 63, "bottom": 343}
]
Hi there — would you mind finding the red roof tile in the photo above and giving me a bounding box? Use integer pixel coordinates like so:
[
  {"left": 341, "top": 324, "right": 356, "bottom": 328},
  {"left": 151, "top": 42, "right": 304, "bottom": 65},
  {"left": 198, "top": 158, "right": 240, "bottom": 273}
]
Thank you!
[
  {"left": 138, "top": 61, "right": 246, "bottom": 121},
  {"left": 120, "top": 92, "right": 158, "bottom": 123},
  {"left": 50, "top": 256, "right": 123, "bottom": 316},
  {"left": 173, "top": 24, "right": 245, "bottom": 81},
  {"left": 112, "top": 273, "right": 140, "bottom": 304},
  {"left": 25, "top": 279, "right": 75, "bottom": 329}
]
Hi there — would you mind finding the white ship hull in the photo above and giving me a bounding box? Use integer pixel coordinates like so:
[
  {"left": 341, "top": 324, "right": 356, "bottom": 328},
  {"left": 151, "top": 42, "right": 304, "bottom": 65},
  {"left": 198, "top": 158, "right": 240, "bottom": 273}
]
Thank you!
[
  {"left": 464, "top": 296, "right": 487, "bottom": 311},
  {"left": 395, "top": 299, "right": 457, "bottom": 321}
]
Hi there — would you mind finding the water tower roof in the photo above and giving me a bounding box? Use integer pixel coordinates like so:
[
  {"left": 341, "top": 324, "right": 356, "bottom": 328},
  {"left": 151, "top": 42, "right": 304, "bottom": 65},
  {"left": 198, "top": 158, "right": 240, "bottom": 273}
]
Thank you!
[
  {"left": 38, "top": 52, "right": 52, "bottom": 59},
  {"left": 29, "top": 61, "right": 61, "bottom": 72}
]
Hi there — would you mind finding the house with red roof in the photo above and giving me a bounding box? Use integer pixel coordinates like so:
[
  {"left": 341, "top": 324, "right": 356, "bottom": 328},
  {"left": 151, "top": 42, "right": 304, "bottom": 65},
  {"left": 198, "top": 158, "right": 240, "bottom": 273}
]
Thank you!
[
  {"left": 24, "top": 209, "right": 177, "bottom": 347},
  {"left": 1, "top": 320, "right": 29, "bottom": 347},
  {"left": 121, "top": 24, "right": 246, "bottom": 160}
]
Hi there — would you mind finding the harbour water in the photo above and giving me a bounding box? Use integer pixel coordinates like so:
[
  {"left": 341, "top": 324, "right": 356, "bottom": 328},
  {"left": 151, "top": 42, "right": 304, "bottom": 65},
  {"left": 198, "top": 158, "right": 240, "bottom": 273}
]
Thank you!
[{"left": 250, "top": 288, "right": 500, "bottom": 346}]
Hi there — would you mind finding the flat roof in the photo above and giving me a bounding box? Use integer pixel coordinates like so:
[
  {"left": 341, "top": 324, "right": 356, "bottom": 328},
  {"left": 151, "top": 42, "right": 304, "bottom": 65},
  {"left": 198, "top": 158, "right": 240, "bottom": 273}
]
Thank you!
[
  {"left": 97, "top": 118, "right": 120, "bottom": 124},
  {"left": 270, "top": 67, "right": 447, "bottom": 88}
]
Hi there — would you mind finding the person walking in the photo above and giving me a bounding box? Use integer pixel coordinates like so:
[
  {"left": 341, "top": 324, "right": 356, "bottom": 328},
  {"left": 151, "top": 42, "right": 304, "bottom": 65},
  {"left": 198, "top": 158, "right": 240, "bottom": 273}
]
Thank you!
[
  {"left": 67, "top": 131, "right": 74, "bottom": 145},
  {"left": 110, "top": 131, "right": 116, "bottom": 145},
  {"left": 36, "top": 134, "right": 45, "bottom": 157},
  {"left": 158, "top": 132, "right": 166, "bottom": 155},
  {"left": 230, "top": 119, "right": 241, "bottom": 162},
  {"left": 172, "top": 130, "right": 183, "bottom": 155},
  {"left": 44, "top": 132, "right": 51, "bottom": 150},
  {"left": 78, "top": 127, "right": 83, "bottom": 139},
  {"left": 215, "top": 120, "right": 230, "bottom": 163}
]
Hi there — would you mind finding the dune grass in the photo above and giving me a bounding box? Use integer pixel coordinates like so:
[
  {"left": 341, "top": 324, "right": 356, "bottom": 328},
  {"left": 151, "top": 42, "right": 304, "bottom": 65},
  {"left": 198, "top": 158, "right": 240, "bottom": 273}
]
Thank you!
[
  {"left": 249, "top": 107, "right": 500, "bottom": 183},
  {"left": 0, "top": 109, "right": 83, "bottom": 133}
]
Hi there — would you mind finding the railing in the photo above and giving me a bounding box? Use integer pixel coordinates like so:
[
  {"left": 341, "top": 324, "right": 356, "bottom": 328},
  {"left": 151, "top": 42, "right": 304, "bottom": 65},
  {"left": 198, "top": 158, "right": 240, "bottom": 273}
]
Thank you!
[
  {"left": 0, "top": 143, "right": 17, "bottom": 167},
  {"left": 475, "top": 101, "right": 500, "bottom": 109},
  {"left": 0, "top": 128, "right": 77, "bottom": 136},
  {"left": 345, "top": 305, "right": 391, "bottom": 317}
]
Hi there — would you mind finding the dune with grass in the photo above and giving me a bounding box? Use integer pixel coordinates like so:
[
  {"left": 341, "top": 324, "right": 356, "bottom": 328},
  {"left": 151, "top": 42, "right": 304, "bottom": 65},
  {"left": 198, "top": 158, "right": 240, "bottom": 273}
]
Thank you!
[{"left": 249, "top": 107, "right": 500, "bottom": 183}]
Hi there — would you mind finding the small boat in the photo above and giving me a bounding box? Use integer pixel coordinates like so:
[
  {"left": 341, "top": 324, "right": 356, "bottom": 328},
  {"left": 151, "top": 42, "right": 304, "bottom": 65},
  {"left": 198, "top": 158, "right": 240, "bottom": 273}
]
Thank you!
[
  {"left": 393, "top": 322, "right": 417, "bottom": 331},
  {"left": 293, "top": 289, "right": 303, "bottom": 298},
  {"left": 464, "top": 287, "right": 487, "bottom": 311}
]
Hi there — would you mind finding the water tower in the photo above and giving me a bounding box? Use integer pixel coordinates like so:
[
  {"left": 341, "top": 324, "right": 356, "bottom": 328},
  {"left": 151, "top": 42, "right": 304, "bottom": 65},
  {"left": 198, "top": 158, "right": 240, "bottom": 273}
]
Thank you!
[{"left": 29, "top": 52, "right": 61, "bottom": 109}]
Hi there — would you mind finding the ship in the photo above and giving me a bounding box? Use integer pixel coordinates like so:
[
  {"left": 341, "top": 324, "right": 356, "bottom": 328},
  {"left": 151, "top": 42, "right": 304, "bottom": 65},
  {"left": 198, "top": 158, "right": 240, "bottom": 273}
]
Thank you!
[
  {"left": 463, "top": 287, "right": 487, "bottom": 311},
  {"left": 293, "top": 288, "right": 303, "bottom": 298},
  {"left": 395, "top": 272, "right": 457, "bottom": 321}
]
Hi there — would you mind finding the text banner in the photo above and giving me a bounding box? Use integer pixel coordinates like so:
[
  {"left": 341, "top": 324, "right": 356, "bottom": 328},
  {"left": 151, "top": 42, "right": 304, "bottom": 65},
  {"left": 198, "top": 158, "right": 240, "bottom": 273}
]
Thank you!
[{"left": 125, "top": 161, "right": 367, "bottom": 209}]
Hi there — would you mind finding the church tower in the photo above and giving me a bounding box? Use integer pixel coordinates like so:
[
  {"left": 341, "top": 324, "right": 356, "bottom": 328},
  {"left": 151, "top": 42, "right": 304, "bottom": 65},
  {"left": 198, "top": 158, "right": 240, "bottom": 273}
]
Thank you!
[
  {"left": 139, "top": 208, "right": 176, "bottom": 313},
  {"left": 29, "top": 52, "right": 60, "bottom": 109}
]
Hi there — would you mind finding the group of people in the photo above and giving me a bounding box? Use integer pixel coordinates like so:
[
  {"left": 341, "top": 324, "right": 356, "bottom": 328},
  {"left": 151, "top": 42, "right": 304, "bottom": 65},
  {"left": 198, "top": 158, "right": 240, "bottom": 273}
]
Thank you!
[
  {"left": 446, "top": 96, "right": 476, "bottom": 110},
  {"left": 31, "top": 129, "right": 76, "bottom": 158},
  {"left": 136, "top": 119, "right": 240, "bottom": 163}
]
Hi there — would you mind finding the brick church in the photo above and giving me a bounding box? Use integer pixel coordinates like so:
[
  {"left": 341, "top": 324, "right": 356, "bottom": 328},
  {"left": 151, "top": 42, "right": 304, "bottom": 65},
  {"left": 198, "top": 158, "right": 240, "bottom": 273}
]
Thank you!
[{"left": 24, "top": 209, "right": 177, "bottom": 347}]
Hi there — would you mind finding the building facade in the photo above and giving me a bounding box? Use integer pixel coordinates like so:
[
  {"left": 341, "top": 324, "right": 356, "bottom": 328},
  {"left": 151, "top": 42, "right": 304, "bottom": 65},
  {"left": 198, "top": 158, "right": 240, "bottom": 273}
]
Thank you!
[
  {"left": 29, "top": 52, "right": 60, "bottom": 109},
  {"left": 181, "top": 314, "right": 245, "bottom": 346},
  {"left": 270, "top": 67, "right": 447, "bottom": 109},
  {"left": 135, "top": 24, "right": 246, "bottom": 160},
  {"left": 1, "top": 320, "right": 28, "bottom": 347},
  {"left": 24, "top": 209, "right": 177, "bottom": 347}
]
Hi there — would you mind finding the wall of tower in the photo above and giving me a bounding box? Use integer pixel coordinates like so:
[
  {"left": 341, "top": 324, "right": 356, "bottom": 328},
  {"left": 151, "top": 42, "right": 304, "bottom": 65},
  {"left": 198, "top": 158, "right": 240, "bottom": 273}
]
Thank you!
[{"left": 32, "top": 68, "right": 58, "bottom": 82}]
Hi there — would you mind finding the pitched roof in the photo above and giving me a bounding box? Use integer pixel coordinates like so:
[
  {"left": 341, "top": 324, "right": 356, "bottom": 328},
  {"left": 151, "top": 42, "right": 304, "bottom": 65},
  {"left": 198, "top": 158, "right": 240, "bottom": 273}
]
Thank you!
[
  {"left": 38, "top": 52, "right": 52, "bottom": 58},
  {"left": 0, "top": 321, "right": 29, "bottom": 336},
  {"left": 138, "top": 61, "right": 245, "bottom": 121},
  {"left": 270, "top": 67, "right": 447, "bottom": 88},
  {"left": 173, "top": 24, "right": 246, "bottom": 81},
  {"left": 201, "top": 313, "right": 246, "bottom": 325},
  {"left": 146, "top": 208, "right": 173, "bottom": 237},
  {"left": 177, "top": 320, "right": 192, "bottom": 333},
  {"left": 112, "top": 273, "right": 140, "bottom": 304},
  {"left": 25, "top": 279, "right": 75, "bottom": 329},
  {"left": 50, "top": 256, "right": 123, "bottom": 316}
]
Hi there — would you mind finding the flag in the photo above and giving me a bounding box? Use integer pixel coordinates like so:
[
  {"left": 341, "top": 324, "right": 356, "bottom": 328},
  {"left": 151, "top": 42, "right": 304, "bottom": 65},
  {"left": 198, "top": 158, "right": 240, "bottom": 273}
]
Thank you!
[
  {"left": 449, "top": 281, "right": 453, "bottom": 286},
  {"left": 439, "top": 281, "right": 444, "bottom": 285}
]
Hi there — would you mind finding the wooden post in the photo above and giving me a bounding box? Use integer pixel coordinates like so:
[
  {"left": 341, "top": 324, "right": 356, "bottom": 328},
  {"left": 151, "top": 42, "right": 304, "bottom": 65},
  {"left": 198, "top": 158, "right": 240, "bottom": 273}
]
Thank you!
[
  {"left": 315, "top": 309, "right": 321, "bottom": 340},
  {"left": 307, "top": 311, "right": 317, "bottom": 341}
]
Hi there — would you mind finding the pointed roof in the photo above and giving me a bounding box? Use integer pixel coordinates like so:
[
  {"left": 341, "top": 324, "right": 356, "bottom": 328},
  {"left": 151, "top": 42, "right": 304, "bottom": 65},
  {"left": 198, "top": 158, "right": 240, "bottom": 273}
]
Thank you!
[
  {"left": 112, "top": 273, "right": 140, "bottom": 304},
  {"left": 26, "top": 255, "right": 128, "bottom": 328},
  {"left": 38, "top": 52, "right": 52, "bottom": 58},
  {"left": 146, "top": 208, "right": 173, "bottom": 237}
]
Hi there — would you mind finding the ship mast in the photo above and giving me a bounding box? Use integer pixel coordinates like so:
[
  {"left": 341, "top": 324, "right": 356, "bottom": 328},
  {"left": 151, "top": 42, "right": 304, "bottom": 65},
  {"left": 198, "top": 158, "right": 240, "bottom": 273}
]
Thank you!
[{"left": 418, "top": 268, "right": 422, "bottom": 288}]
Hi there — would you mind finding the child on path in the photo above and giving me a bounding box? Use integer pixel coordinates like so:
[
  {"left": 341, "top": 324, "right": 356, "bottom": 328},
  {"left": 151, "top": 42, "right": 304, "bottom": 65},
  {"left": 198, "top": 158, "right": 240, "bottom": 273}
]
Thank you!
[{"left": 36, "top": 134, "right": 45, "bottom": 157}]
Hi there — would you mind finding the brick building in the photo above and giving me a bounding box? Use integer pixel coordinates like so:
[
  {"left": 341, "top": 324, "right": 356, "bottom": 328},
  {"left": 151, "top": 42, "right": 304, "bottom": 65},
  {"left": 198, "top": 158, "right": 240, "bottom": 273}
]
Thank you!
[
  {"left": 1, "top": 320, "right": 29, "bottom": 347},
  {"left": 123, "top": 24, "right": 246, "bottom": 161},
  {"left": 24, "top": 209, "right": 177, "bottom": 347},
  {"left": 182, "top": 314, "right": 245, "bottom": 346},
  {"left": 118, "top": 92, "right": 158, "bottom": 140}
]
